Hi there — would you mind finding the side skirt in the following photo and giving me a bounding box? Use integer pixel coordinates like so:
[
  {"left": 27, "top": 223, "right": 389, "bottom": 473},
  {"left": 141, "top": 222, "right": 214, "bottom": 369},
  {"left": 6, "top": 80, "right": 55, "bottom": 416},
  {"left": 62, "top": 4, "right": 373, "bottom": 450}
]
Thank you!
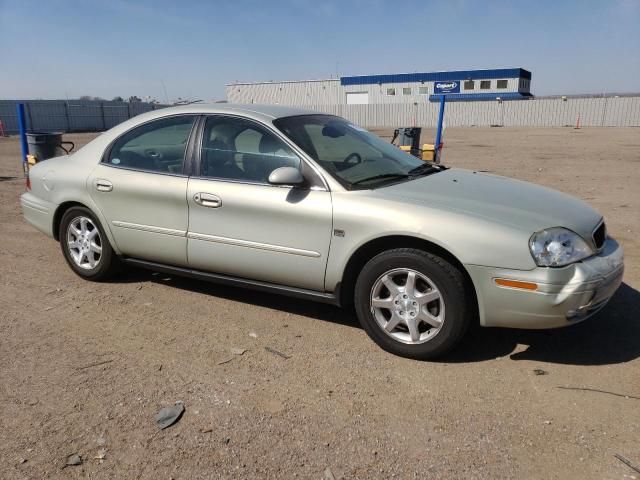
[{"left": 121, "top": 257, "right": 341, "bottom": 306}]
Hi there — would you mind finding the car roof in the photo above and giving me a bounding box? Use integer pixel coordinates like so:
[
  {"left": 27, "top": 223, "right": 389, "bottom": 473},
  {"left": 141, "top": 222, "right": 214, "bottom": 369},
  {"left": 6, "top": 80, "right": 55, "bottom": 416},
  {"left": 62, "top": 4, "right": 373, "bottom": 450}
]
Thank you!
[{"left": 143, "top": 103, "right": 324, "bottom": 121}]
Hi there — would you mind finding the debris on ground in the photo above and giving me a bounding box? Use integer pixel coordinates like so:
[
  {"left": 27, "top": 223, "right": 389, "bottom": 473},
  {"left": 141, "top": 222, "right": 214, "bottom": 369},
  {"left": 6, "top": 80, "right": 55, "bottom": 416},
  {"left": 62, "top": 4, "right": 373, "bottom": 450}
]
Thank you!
[
  {"left": 230, "top": 347, "right": 247, "bottom": 355},
  {"left": 200, "top": 428, "right": 213, "bottom": 433},
  {"left": 217, "top": 357, "right": 235, "bottom": 365},
  {"left": 533, "top": 369, "right": 548, "bottom": 375},
  {"left": 76, "top": 359, "right": 114, "bottom": 370},
  {"left": 65, "top": 453, "right": 83, "bottom": 466},
  {"left": 324, "top": 467, "right": 336, "bottom": 480},
  {"left": 557, "top": 386, "right": 640, "bottom": 400},
  {"left": 94, "top": 449, "right": 107, "bottom": 461},
  {"left": 614, "top": 453, "right": 640, "bottom": 475},
  {"left": 248, "top": 332, "right": 258, "bottom": 338},
  {"left": 154, "top": 401, "right": 185, "bottom": 429},
  {"left": 265, "top": 346, "right": 291, "bottom": 359}
]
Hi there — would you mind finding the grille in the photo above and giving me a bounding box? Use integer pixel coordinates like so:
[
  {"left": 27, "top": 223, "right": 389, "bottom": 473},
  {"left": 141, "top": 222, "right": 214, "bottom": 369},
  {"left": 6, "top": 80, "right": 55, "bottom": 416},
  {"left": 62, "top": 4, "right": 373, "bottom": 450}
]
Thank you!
[{"left": 592, "top": 221, "right": 606, "bottom": 250}]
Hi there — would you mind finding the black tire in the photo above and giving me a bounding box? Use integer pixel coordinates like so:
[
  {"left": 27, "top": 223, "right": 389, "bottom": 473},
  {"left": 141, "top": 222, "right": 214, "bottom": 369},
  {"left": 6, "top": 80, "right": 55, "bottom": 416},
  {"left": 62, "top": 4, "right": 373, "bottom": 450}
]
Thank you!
[
  {"left": 59, "top": 206, "right": 119, "bottom": 281},
  {"left": 354, "top": 248, "right": 472, "bottom": 360}
]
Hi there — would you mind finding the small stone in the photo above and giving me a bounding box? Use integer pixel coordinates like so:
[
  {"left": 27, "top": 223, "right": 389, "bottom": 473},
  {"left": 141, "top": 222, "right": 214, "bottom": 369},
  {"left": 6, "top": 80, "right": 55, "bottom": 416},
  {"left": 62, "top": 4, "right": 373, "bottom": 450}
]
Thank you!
[
  {"left": 154, "top": 401, "right": 185, "bottom": 429},
  {"left": 230, "top": 348, "right": 247, "bottom": 355},
  {"left": 324, "top": 467, "right": 336, "bottom": 480},
  {"left": 249, "top": 332, "right": 258, "bottom": 338},
  {"left": 533, "top": 369, "right": 548, "bottom": 376},
  {"left": 543, "top": 420, "right": 552, "bottom": 425},
  {"left": 66, "top": 453, "right": 83, "bottom": 466}
]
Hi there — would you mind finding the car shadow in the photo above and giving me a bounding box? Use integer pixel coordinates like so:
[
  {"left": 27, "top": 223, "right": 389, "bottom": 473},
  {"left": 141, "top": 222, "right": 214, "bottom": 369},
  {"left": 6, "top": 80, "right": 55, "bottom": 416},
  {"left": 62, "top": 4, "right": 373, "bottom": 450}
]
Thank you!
[
  {"left": 442, "top": 282, "right": 640, "bottom": 366},
  {"left": 119, "top": 267, "right": 358, "bottom": 329},
  {"left": 117, "top": 269, "right": 640, "bottom": 366}
]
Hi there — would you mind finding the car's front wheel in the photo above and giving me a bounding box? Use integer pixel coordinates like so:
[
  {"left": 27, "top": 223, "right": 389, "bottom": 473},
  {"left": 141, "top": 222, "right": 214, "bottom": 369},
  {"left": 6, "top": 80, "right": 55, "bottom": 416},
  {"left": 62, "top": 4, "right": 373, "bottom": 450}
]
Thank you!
[
  {"left": 354, "top": 248, "right": 472, "bottom": 359},
  {"left": 59, "top": 206, "right": 118, "bottom": 281}
]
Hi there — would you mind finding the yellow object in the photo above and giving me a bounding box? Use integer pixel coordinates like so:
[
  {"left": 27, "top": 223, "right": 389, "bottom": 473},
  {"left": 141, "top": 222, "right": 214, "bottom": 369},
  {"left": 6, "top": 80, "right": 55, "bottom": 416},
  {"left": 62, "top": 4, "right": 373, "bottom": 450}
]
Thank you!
[
  {"left": 399, "top": 145, "right": 411, "bottom": 152},
  {"left": 494, "top": 278, "right": 539, "bottom": 291},
  {"left": 422, "top": 144, "right": 435, "bottom": 161},
  {"left": 27, "top": 154, "right": 38, "bottom": 169}
]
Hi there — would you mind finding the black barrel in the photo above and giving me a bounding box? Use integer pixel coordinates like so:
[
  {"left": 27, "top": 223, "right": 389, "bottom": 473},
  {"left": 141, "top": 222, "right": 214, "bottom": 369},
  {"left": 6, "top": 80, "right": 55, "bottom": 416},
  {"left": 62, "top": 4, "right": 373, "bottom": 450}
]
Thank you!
[{"left": 26, "top": 132, "right": 74, "bottom": 161}]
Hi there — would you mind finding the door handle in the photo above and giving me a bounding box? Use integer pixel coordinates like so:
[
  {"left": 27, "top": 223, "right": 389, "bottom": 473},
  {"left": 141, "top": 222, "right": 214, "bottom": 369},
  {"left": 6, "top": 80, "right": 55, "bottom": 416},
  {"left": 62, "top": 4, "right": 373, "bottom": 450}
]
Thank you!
[
  {"left": 95, "top": 179, "right": 113, "bottom": 192},
  {"left": 193, "top": 192, "right": 222, "bottom": 208}
]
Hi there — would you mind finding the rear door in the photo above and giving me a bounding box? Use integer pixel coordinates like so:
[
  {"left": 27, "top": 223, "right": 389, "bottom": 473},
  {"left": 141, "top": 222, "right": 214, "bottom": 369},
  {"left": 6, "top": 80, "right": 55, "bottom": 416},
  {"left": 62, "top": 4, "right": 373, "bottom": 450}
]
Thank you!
[
  {"left": 88, "top": 115, "right": 197, "bottom": 266},
  {"left": 186, "top": 115, "right": 333, "bottom": 291}
]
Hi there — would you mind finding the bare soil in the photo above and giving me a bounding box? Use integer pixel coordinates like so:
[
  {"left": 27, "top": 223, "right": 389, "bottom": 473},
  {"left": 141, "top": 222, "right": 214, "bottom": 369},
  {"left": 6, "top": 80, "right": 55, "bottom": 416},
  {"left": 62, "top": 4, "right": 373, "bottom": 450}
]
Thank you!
[{"left": 1, "top": 127, "right": 639, "bottom": 479}]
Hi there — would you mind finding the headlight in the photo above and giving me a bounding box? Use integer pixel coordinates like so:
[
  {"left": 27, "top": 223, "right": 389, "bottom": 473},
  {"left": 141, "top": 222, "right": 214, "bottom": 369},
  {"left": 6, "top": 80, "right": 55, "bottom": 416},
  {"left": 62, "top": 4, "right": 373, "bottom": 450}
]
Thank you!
[{"left": 529, "top": 227, "right": 594, "bottom": 267}]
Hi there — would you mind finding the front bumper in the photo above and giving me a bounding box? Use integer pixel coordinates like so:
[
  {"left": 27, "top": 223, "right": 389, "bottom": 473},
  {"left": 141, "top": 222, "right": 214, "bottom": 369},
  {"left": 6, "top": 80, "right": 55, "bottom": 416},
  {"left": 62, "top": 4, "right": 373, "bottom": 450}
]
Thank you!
[{"left": 466, "top": 237, "right": 624, "bottom": 328}]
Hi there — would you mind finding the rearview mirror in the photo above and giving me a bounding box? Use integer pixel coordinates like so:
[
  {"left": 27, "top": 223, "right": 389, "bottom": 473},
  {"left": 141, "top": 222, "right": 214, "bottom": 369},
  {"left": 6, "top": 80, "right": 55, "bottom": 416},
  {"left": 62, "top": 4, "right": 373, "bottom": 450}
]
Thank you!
[{"left": 268, "top": 166, "right": 305, "bottom": 186}]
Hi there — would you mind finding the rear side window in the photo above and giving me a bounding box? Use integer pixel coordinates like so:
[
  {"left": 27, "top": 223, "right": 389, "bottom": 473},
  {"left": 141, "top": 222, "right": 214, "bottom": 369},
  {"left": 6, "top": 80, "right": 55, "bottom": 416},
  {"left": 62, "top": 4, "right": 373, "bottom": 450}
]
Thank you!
[
  {"left": 200, "top": 116, "right": 300, "bottom": 183},
  {"left": 106, "top": 116, "right": 195, "bottom": 174}
]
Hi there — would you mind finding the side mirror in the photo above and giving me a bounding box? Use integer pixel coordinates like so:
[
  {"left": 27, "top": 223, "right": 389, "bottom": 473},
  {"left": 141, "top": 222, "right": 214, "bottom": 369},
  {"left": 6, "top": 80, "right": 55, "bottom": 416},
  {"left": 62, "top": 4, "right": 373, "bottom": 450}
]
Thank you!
[{"left": 268, "top": 166, "right": 305, "bottom": 186}]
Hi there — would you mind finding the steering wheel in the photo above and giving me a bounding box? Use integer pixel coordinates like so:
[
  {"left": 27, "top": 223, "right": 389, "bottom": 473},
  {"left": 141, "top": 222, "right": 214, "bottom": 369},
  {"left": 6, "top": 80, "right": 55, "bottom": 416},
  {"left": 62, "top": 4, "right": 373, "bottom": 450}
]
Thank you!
[
  {"left": 343, "top": 152, "right": 362, "bottom": 166},
  {"left": 145, "top": 149, "right": 163, "bottom": 161}
]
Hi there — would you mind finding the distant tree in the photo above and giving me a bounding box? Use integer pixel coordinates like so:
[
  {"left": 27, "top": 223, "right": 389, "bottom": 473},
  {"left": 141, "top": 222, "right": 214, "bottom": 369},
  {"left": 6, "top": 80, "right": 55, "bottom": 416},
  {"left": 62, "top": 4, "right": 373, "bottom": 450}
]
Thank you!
[
  {"left": 78, "top": 95, "right": 104, "bottom": 101},
  {"left": 112, "top": 96, "right": 124, "bottom": 102},
  {"left": 128, "top": 96, "right": 142, "bottom": 103}
]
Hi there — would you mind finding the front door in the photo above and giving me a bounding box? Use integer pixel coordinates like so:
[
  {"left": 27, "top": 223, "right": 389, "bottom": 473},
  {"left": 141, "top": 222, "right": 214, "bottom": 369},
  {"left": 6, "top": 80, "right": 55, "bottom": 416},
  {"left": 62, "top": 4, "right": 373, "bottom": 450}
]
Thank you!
[
  {"left": 186, "top": 115, "right": 332, "bottom": 291},
  {"left": 89, "top": 115, "right": 196, "bottom": 266}
]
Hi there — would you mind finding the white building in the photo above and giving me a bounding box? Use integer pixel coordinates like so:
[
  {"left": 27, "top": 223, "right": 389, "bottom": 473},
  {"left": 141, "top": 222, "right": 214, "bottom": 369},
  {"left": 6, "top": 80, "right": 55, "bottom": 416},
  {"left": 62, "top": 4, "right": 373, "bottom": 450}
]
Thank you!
[{"left": 227, "top": 68, "right": 532, "bottom": 106}]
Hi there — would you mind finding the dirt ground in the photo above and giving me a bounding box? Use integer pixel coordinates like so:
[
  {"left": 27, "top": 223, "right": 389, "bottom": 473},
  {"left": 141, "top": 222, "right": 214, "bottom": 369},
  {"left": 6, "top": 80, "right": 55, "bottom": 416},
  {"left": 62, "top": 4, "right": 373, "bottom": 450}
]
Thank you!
[{"left": 1, "top": 127, "right": 639, "bottom": 480}]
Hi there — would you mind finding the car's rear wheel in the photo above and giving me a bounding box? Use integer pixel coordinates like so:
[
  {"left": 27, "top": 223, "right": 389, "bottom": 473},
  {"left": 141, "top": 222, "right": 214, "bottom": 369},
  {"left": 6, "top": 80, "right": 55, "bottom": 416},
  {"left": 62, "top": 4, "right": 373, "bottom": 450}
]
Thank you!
[
  {"left": 59, "top": 206, "right": 118, "bottom": 281},
  {"left": 354, "top": 248, "right": 471, "bottom": 359}
]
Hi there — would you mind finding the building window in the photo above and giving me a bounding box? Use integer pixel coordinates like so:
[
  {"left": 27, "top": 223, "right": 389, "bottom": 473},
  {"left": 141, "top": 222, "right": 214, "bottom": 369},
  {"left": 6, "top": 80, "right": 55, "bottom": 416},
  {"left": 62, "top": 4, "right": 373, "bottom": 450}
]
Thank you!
[
  {"left": 402, "top": 87, "right": 412, "bottom": 95},
  {"left": 418, "top": 86, "right": 429, "bottom": 95},
  {"left": 480, "top": 80, "right": 491, "bottom": 89},
  {"left": 464, "top": 80, "right": 475, "bottom": 90},
  {"left": 386, "top": 88, "right": 396, "bottom": 96},
  {"left": 497, "top": 80, "right": 508, "bottom": 89}
]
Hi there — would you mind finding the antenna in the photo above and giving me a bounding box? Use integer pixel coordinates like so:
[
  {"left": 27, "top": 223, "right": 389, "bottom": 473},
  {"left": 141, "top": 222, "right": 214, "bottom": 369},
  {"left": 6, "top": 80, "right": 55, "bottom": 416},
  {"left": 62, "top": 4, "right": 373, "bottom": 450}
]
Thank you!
[{"left": 161, "top": 80, "right": 169, "bottom": 104}]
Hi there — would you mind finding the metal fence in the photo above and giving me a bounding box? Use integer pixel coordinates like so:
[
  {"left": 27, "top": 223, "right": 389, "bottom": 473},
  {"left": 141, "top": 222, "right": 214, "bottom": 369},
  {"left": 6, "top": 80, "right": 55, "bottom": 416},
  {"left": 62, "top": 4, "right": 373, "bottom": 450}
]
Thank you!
[
  {"left": 0, "top": 100, "right": 169, "bottom": 135},
  {"left": 305, "top": 96, "right": 640, "bottom": 128},
  {"left": 1, "top": 97, "right": 638, "bottom": 134}
]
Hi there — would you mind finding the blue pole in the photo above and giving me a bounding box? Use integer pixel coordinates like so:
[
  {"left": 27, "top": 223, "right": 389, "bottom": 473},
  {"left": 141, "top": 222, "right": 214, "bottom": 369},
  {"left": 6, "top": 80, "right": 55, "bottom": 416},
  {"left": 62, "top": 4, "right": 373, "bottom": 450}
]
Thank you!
[
  {"left": 17, "top": 103, "right": 29, "bottom": 175},
  {"left": 434, "top": 95, "right": 446, "bottom": 163}
]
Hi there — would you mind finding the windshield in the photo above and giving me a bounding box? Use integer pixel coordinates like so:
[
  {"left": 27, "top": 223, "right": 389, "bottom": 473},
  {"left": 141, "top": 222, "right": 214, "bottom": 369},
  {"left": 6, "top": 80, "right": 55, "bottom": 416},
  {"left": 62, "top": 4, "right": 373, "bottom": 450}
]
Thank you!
[{"left": 273, "top": 115, "right": 439, "bottom": 189}]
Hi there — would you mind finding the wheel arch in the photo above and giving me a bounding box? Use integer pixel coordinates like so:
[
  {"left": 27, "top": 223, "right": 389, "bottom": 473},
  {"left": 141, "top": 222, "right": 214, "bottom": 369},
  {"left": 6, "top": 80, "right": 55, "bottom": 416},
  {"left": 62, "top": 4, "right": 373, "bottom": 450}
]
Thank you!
[
  {"left": 52, "top": 201, "right": 89, "bottom": 240},
  {"left": 338, "top": 235, "right": 479, "bottom": 320},
  {"left": 52, "top": 201, "right": 120, "bottom": 255}
]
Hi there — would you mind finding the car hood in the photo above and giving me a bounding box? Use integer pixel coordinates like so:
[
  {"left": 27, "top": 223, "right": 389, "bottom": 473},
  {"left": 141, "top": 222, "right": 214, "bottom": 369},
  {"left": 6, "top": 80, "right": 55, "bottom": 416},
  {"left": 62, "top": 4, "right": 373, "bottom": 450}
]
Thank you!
[{"left": 376, "top": 168, "right": 602, "bottom": 240}]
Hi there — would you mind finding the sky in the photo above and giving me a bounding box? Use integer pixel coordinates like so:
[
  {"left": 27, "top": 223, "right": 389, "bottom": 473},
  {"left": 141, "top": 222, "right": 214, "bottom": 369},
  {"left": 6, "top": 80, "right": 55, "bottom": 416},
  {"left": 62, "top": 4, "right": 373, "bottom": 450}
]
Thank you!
[{"left": 1, "top": 0, "right": 639, "bottom": 101}]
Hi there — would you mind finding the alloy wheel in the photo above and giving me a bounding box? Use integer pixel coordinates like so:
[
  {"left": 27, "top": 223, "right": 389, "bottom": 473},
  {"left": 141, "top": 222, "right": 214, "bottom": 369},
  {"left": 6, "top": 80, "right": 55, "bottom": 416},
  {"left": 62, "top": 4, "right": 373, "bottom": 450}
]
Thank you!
[
  {"left": 66, "top": 216, "right": 102, "bottom": 270},
  {"left": 370, "top": 268, "right": 445, "bottom": 344}
]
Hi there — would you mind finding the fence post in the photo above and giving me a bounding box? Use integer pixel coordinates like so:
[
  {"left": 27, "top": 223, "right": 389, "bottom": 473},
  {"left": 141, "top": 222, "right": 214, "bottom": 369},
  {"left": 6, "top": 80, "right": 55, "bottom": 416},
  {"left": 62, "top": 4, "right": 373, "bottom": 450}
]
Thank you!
[
  {"left": 25, "top": 102, "right": 34, "bottom": 131},
  {"left": 64, "top": 102, "right": 71, "bottom": 132},
  {"left": 101, "top": 102, "right": 106, "bottom": 130},
  {"left": 17, "top": 103, "right": 29, "bottom": 176},
  {"left": 434, "top": 95, "right": 446, "bottom": 163},
  {"left": 601, "top": 96, "right": 608, "bottom": 126}
]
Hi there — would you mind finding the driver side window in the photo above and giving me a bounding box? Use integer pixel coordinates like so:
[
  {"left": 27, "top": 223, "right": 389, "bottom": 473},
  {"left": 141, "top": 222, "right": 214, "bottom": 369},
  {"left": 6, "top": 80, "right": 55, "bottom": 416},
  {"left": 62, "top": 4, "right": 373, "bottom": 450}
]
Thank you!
[
  {"left": 200, "top": 116, "right": 300, "bottom": 183},
  {"left": 106, "top": 116, "right": 195, "bottom": 174}
]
